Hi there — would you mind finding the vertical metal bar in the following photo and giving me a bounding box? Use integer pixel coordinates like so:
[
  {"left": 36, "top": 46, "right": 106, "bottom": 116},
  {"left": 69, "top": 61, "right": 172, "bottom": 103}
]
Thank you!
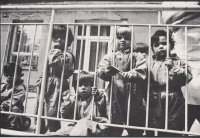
[
  {"left": 145, "top": 25, "right": 151, "bottom": 128},
  {"left": 9, "top": 25, "right": 24, "bottom": 112},
  {"left": 1, "top": 25, "right": 11, "bottom": 83},
  {"left": 35, "top": 9, "right": 55, "bottom": 134},
  {"left": 90, "top": 24, "right": 101, "bottom": 121},
  {"left": 154, "top": 130, "right": 158, "bottom": 136},
  {"left": 165, "top": 26, "right": 170, "bottom": 130},
  {"left": 10, "top": 26, "right": 18, "bottom": 62},
  {"left": 73, "top": 24, "right": 85, "bottom": 120},
  {"left": 57, "top": 24, "right": 70, "bottom": 118},
  {"left": 24, "top": 25, "right": 37, "bottom": 113},
  {"left": 108, "top": 25, "right": 116, "bottom": 124},
  {"left": 126, "top": 25, "right": 134, "bottom": 125},
  {"left": 158, "top": 11, "right": 161, "bottom": 25},
  {"left": 184, "top": 26, "right": 188, "bottom": 132}
]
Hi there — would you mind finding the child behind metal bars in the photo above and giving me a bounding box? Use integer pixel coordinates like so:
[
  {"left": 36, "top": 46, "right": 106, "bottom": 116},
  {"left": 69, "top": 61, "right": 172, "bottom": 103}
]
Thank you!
[
  {"left": 1, "top": 62, "right": 31, "bottom": 131},
  {"left": 60, "top": 70, "right": 107, "bottom": 120},
  {"left": 97, "top": 26, "right": 147, "bottom": 136},
  {"left": 47, "top": 70, "right": 107, "bottom": 136},
  {"left": 146, "top": 30, "right": 193, "bottom": 136},
  {"left": 34, "top": 25, "right": 75, "bottom": 134}
]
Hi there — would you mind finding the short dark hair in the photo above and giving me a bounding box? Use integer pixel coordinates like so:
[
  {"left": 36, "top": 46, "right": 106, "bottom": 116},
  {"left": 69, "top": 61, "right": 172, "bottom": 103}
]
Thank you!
[
  {"left": 52, "top": 25, "right": 74, "bottom": 47},
  {"left": 3, "top": 62, "right": 23, "bottom": 77},
  {"left": 134, "top": 42, "right": 149, "bottom": 54},
  {"left": 74, "top": 70, "right": 94, "bottom": 89},
  {"left": 151, "top": 30, "right": 175, "bottom": 50}
]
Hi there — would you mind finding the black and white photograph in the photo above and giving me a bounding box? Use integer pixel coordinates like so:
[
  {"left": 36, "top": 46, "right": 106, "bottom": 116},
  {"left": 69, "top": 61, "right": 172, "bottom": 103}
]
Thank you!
[{"left": 1, "top": 0, "right": 200, "bottom": 136}]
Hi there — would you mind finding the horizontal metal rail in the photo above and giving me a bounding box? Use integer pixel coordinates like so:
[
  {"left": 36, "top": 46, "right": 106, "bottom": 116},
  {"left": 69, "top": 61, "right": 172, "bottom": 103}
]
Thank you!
[
  {"left": 2, "top": 111, "right": 199, "bottom": 136},
  {"left": 1, "top": 4, "right": 200, "bottom": 11},
  {"left": 1, "top": 129, "right": 44, "bottom": 136},
  {"left": 1, "top": 23, "right": 200, "bottom": 27}
]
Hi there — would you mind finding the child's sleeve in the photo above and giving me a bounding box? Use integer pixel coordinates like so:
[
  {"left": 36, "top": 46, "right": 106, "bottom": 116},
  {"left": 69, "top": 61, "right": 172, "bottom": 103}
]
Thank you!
[
  {"left": 60, "top": 95, "right": 75, "bottom": 119},
  {"left": 48, "top": 49, "right": 75, "bottom": 78},
  {"left": 1, "top": 85, "right": 25, "bottom": 110},
  {"left": 94, "top": 89, "right": 107, "bottom": 118},
  {"left": 128, "top": 53, "right": 147, "bottom": 82},
  {"left": 169, "top": 59, "right": 193, "bottom": 86},
  {"left": 97, "top": 54, "right": 112, "bottom": 81}
]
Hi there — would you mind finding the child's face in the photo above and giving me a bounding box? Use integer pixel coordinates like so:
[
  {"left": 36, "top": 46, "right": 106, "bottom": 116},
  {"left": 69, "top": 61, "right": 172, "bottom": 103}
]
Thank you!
[
  {"left": 78, "top": 82, "right": 92, "bottom": 98},
  {"left": 52, "top": 33, "right": 66, "bottom": 51},
  {"left": 142, "top": 52, "right": 148, "bottom": 59},
  {"left": 152, "top": 36, "right": 171, "bottom": 58},
  {"left": 116, "top": 34, "right": 131, "bottom": 50},
  {"left": 5, "top": 72, "right": 20, "bottom": 84}
]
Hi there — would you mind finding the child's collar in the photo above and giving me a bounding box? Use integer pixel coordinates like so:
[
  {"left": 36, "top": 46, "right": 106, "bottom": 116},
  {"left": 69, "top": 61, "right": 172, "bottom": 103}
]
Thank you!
[
  {"left": 152, "top": 53, "right": 177, "bottom": 60},
  {"left": 115, "top": 48, "right": 130, "bottom": 54}
]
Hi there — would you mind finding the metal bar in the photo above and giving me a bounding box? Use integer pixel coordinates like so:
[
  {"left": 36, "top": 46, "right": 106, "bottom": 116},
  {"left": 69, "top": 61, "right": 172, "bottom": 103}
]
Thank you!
[
  {"left": 0, "top": 111, "right": 38, "bottom": 117},
  {"left": 1, "top": 4, "right": 200, "bottom": 11},
  {"left": 184, "top": 26, "right": 188, "bottom": 132},
  {"left": 1, "top": 25, "right": 11, "bottom": 83},
  {"left": 0, "top": 23, "right": 49, "bottom": 25},
  {"left": 1, "top": 128, "right": 44, "bottom": 136},
  {"left": 10, "top": 26, "right": 18, "bottom": 62},
  {"left": 154, "top": 131, "right": 158, "bottom": 136},
  {"left": 9, "top": 25, "right": 24, "bottom": 112},
  {"left": 35, "top": 9, "right": 55, "bottom": 134},
  {"left": 108, "top": 25, "right": 117, "bottom": 124},
  {"left": 2, "top": 23, "right": 200, "bottom": 28},
  {"left": 126, "top": 25, "right": 134, "bottom": 125},
  {"left": 24, "top": 25, "right": 37, "bottom": 113},
  {"left": 158, "top": 10, "right": 161, "bottom": 24},
  {"left": 165, "top": 26, "right": 170, "bottom": 130},
  {"left": 57, "top": 25, "right": 70, "bottom": 118},
  {"left": 73, "top": 24, "right": 85, "bottom": 120},
  {"left": 90, "top": 24, "right": 101, "bottom": 121},
  {"left": 145, "top": 25, "right": 151, "bottom": 128},
  {"left": 11, "top": 52, "right": 39, "bottom": 56}
]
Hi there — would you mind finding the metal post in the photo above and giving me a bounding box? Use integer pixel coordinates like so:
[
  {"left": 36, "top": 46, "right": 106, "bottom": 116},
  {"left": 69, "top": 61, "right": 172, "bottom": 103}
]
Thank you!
[
  {"left": 144, "top": 25, "right": 152, "bottom": 135},
  {"left": 158, "top": 10, "right": 161, "bottom": 25},
  {"left": 1, "top": 25, "right": 11, "bottom": 83},
  {"left": 73, "top": 24, "right": 85, "bottom": 120},
  {"left": 184, "top": 26, "right": 188, "bottom": 132},
  {"left": 57, "top": 24, "right": 70, "bottom": 118},
  {"left": 126, "top": 25, "right": 134, "bottom": 125},
  {"left": 9, "top": 25, "right": 24, "bottom": 112},
  {"left": 35, "top": 9, "right": 55, "bottom": 134},
  {"left": 165, "top": 26, "right": 170, "bottom": 130},
  {"left": 90, "top": 24, "right": 101, "bottom": 121},
  {"left": 24, "top": 25, "right": 37, "bottom": 112},
  {"left": 108, "top": 25, "right": 116, "bottom": 124}
]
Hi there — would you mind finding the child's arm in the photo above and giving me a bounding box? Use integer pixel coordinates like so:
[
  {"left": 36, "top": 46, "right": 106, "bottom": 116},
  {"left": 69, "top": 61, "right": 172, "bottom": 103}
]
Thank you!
[
  {"left": 92, "top": 87, "right": 107, "bottom": 117},
  {"left": 122, "top": 53, "right": 147, "bottom": 82},
  {"left": 168, "top": 59, "right": 193, "bottom": 86},
  {"left": 49, "top": 49, "right": 75, "bottom": 78},
  {"left": 97, "top": 54, "right": 113, "bottom": 81},
  {"left": 1, "top": 84, "right": 25, "bottom": 111},
  {"left": 60, "top": 91, "right": 75, "bottom": 119}
]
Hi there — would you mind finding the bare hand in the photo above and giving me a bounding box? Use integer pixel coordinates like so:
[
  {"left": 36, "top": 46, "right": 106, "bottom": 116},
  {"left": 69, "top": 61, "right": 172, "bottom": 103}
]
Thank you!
[
  {"left": 105, "top": 65, "right": 120, "bottom": 76},
  {"left": 164, "top": 57, "right": 173, "bottom": 69},
  {"left": 172, "top": 67, "right": 184, "bottom": 75},
  {"left": 92, "top": 87, "right": 98, "bottom": 95},
  {"left": 62, "top": 91, "right": 70, "bottom": 101}
]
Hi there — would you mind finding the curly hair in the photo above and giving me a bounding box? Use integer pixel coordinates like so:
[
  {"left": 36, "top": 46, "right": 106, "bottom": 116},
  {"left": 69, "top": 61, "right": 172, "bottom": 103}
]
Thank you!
[{"left": 151, "top": 30, "right": 175, "bottom": 51}]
